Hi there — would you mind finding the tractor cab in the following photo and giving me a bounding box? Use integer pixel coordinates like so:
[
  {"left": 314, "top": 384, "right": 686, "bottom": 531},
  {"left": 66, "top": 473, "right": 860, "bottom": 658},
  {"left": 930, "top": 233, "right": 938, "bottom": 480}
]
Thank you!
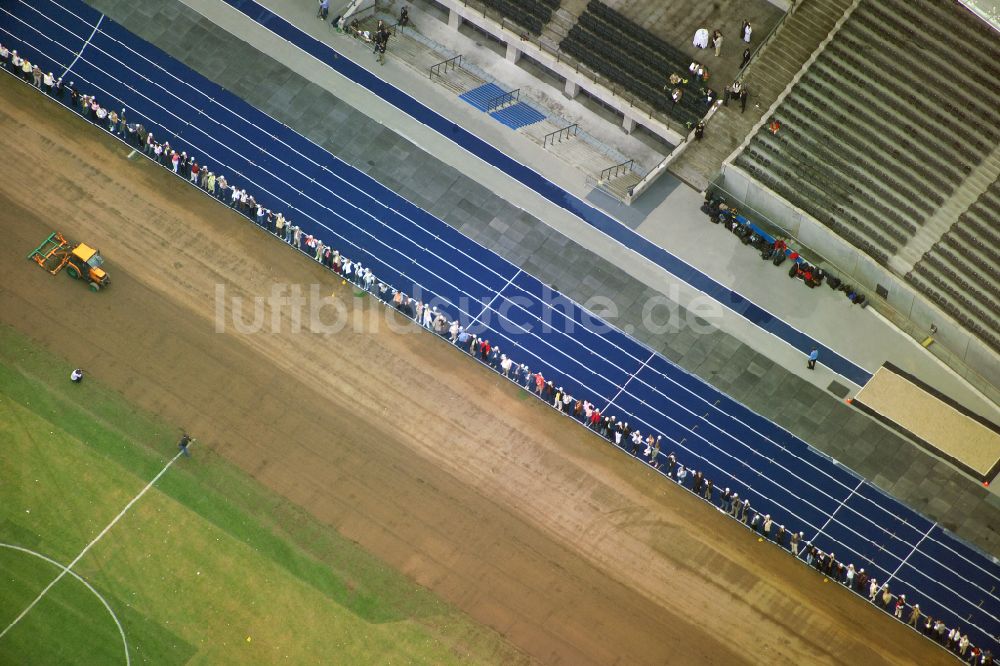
[{"left": 71, "top": 243, "right": 109, "bottom": 288}]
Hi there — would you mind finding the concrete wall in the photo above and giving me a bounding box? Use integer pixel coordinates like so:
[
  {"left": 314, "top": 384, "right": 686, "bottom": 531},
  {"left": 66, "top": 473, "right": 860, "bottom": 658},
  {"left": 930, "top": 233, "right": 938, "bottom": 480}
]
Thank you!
[
  {"left": 718, "top": 163, "right": 1000, "bottom": 395},
  {"left": 434, "top": 0, "right": 685, "bottom": 145}
]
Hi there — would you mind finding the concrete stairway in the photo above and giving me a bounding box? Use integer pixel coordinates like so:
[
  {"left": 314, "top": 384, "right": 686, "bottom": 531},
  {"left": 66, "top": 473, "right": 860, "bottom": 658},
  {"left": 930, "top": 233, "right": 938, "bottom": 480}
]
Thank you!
[
  {"left": 668, "top": 0, "right": 854, "bottom": 190},
  {"left": 893, "top": 145, "right": 1000, "bottom": 274},
  {"left": 540, "top": 0, "right": 589, "bottom": 50}
]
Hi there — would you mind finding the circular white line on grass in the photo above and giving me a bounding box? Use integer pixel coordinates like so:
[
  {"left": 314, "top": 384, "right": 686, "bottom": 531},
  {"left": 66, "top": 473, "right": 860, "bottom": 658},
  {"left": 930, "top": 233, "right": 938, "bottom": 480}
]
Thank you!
[{"left": 0, "top": 542, "right": 130, "bottom": 666}]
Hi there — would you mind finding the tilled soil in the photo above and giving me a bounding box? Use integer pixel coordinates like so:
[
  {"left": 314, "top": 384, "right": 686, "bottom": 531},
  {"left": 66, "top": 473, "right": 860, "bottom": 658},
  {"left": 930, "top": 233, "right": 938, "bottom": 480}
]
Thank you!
[{"left": 0, "top": 74, "right": 950, "bottom": 665}]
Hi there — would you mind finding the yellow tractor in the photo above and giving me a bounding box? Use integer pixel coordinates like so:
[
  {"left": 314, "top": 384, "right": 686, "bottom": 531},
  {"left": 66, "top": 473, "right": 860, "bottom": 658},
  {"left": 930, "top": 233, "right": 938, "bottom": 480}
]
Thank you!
[{"left": 28, "top": 232, "right": 110, "bottom": 292}]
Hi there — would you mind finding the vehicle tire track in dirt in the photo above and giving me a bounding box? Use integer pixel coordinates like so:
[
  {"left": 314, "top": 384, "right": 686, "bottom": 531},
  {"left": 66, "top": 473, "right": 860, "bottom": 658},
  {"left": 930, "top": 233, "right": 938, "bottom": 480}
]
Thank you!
[{"left": 0, "top": 76, "right": 950, "bottom": 665}]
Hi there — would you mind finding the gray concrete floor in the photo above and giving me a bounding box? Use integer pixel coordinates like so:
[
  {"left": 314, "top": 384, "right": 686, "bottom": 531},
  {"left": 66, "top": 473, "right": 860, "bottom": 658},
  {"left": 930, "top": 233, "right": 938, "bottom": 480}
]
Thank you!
[{"left": 82, "top": 0, "right": 1000, "bottom": 556}]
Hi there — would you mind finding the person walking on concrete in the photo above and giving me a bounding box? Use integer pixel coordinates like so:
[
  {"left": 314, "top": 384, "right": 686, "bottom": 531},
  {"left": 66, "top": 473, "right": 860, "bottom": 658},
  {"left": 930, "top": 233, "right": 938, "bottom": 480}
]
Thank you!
[
  {"left": 807, "top": 348, "right": 819, "bottom": 370},
  {"left": 374, "top": 26, "right": 389, "bottom": 65},
  {"left": 317, "top": 0, "right": 329, "bottom": 19},
  {"left": 178, "top": 432, "right": 195, "bottom": 457}
]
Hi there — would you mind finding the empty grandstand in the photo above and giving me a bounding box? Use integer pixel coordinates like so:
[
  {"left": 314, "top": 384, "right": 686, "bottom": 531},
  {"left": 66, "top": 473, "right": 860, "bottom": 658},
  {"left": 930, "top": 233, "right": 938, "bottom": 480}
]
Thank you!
[
  {"left": 907, "top": 180, "right": 1000, "bottom": 354},
  {"left": 726, "top": 0, "right": 1000, "bottom": 356},
  {"left": 479, "top": 0, "right": 560, "bottom": 35},
  {"left": 560, "top": 0, "right": 711, "bottom": 127}
]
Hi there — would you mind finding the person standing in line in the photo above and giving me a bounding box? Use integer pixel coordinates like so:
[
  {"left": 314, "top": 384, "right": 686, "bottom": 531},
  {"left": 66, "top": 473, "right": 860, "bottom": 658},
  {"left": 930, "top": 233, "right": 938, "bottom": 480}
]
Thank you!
[
  {"left": 907, "top": 603, "right": 921, "bottom": 627},
  {"left": 500, "top": 354, "right": 513, "bottom": 377},
  {"left": 807, "top": 348, "right": 819, "bottom": 370},
  {"left": 774, "top": 524, "right": 785, "bottom": 548},
  {"left": 703, "top": 477, "right": 713, "bottom": 500},
  {"left": 790, "top": 531, "right": 801, "bottom": 555}
]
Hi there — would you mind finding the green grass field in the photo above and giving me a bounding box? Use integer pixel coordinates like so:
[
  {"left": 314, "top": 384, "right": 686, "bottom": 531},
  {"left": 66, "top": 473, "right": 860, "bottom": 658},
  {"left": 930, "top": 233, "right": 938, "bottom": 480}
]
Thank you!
[{"left": 0, "top": 325, "right": 524, "bottom": 665}]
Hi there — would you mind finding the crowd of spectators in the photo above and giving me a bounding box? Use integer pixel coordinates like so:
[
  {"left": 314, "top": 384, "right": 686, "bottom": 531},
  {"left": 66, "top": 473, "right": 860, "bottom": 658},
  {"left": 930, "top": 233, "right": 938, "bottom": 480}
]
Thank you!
[{"left": 3, "top": 40, "right": 991, "bottom": 663}]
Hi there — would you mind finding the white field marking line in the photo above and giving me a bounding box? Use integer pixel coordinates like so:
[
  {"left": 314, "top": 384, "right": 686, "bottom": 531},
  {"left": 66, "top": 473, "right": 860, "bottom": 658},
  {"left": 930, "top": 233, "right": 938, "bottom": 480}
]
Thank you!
[
  {"left": 15, "top": 5, "right": 1000, "bottom": 602},
  {"left": 9, "top": 18, "right": 977, "bottom": 604},
  {"left": 10, "top": 18, "right": 988, "bottom": 618},
  {"left": 0, "top": 543, "right": 130, "bottom": 666},
  {"left": 40, "top": 0, "right": 873, "bottom": 402},
  {"left": 0, "top": 449, "right": 185, "bottom": 641},
  {"left": 885, "top": 522, "right": 938, "bottom": 587},
  {"left": 22, "top": 0, "right": 886, "bottom": 541},
  {"left": 603, "top": 352, "right": 655, "bottom": 413},
  {"left": 811, "top": 480, "right": 864, "bottom": 544},
  {"left": 7, "top": 60, "right": 993, "bottom": 635},
  {"left": 466, "top": 268, "right": 521, "bottom": 332},
  {"left": 224, "top": 0, "right": 877, "bottom": 382},
  {"left": 7, "top": 15, "right": 617, "bottom": 397},
  {"left": 58, "top": 12, "right": 101, "bottom": 80},
  {"left": 17, "top": 3, "right": 886, "bottom": 513}
]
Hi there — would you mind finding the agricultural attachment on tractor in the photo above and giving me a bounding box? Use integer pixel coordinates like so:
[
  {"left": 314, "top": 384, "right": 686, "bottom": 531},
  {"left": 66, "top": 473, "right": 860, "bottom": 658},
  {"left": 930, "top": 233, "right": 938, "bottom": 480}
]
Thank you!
[{"left": 27, "top": 232, "right": 110, "bottom": 292}]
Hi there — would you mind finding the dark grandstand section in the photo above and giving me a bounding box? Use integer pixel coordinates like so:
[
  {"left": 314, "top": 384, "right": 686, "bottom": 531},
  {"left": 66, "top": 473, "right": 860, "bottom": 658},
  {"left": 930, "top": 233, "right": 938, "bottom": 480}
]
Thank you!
[
  {"left": 734, "top": 0, "right": 1000, "bottom": 267},
  {"left": 479, "top": 0, "right": 560, "bottom": 35},
  {"left": 907, "top": 180, "right": 1000, "bottom": 354},
  {"left": 559, "top": 0, "right": 710, "bottom": 128}
]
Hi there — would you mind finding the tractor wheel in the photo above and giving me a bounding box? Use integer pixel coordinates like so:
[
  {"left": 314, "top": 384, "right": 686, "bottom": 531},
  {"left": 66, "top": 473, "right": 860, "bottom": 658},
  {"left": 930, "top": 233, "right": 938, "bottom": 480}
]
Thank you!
[
  {"left": 66, "top": 266, "right": 80, "bottom": 279},
  {"left": 89, "top": 282, "right": 101, "bottom": 292}
]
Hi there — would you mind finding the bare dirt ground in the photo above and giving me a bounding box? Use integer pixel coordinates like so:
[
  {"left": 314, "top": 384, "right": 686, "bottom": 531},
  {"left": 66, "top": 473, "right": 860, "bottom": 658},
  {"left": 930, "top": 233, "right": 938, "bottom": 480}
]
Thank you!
[{"left": 0, "top": 75, "right": 952, "bottom": 665}]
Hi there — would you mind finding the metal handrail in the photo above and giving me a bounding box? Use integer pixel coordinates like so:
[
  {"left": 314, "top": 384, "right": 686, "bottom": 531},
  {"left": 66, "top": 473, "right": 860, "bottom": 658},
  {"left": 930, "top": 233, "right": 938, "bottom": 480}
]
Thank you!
[
  {"left": 485, "top": 88, "right": 519, "bottom": 111},
  {"left": 429, "top": 54, "right": 463, "bottom": 79},
  {"left": 542, "top": 123, "right": 579, "bottom": 147},
  {"left": 457, "top": 0, "right": 690, "bottom": 137},
  {"left": 600, "top": 159, "right": 634, "bottom": 181}
]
